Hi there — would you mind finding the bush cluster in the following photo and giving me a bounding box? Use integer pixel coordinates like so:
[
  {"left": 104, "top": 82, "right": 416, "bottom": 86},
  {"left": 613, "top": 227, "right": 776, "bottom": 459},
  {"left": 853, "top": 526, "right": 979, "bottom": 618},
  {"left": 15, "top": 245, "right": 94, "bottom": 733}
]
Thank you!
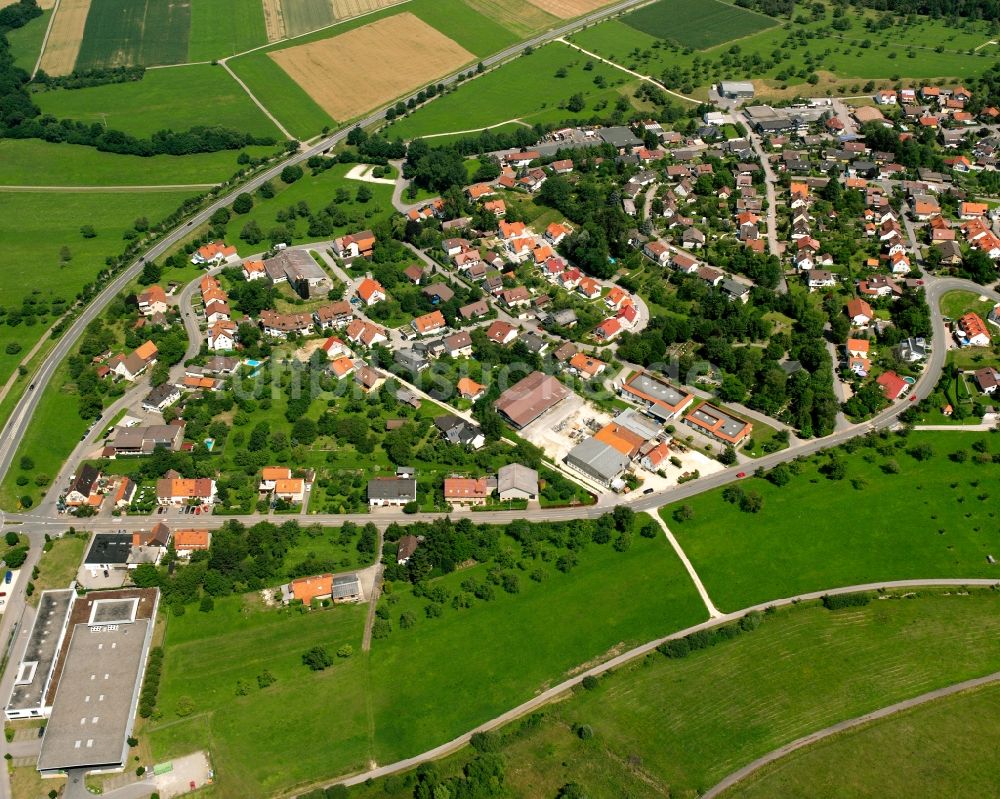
[{"left": 138, "top": 647, "right": 164, "bottom": 718}]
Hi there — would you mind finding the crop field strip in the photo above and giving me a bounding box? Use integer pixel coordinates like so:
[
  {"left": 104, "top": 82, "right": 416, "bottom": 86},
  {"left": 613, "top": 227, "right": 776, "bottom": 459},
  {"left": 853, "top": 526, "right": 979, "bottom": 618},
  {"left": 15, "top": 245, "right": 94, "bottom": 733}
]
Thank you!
[
  {"left": 263, "top": 0, "right": 286, "bottom": 40},
  {"left": 187, "top": 0, "right": 267, "bottom": 59},
  {"left": 526, "top": 0, "right": 615, "bottom": 19},
  {"left": 462, "top": 0, "right": 558, "bottom": 38},
  {"left": 269, "top": 12, "right": 474, "bottom": 122},
  {"left": 73, "top": 0, "right": 191, "bottom": 70},
  {"left": 37, "top": 0, "right": 93, "bottom": 76},
  {"left": 622, "top": 0, "right": 777, "bottom": 50}
]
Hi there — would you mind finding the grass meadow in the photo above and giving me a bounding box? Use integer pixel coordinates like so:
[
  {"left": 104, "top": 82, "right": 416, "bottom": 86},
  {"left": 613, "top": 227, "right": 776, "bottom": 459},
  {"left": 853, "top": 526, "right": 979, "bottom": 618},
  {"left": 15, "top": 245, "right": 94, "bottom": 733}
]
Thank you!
[
  {"left": 665, "top": 431, "right": 1000, "bottom": 612},
  {"left": 0, "top": 140, "right": 279, "bottom": 186},
  {"left": 32, "top": 65, "right": 283, "bottom": 140},
  {"left": 146, "top": 520, "right": 705, "bottom": 797},
  {"left": 729, "top": 681, "right": 1000, "bottom": 798},
  {"left": 384, "top": 44, "right": 636, "bottom": 140},
  {"left": 188, "top": 0, "right": 268, "bottom": 61},
  {"left": 27, "top": 533, "right": 88, "bottom": 605},
  {"left": 5, "top": 8, "right": 48, "bottom": 71},
  {"left": 75, "top": 0, "right": 191, "bottom": 69},
  {"left": 348, "top": 590, "right": 1000, "bottom": 799},
  {"left": 221, "top": 162, "right": 395, "bottom": 245},
  {"left": 622, "top": 0, "right": 777, "bottom": 50},
  {"left": 406, "top": 0, "right": 520, "bottom": 57},
  {"left": 227, "top": 53, "right": 334, "bottom": 139}
]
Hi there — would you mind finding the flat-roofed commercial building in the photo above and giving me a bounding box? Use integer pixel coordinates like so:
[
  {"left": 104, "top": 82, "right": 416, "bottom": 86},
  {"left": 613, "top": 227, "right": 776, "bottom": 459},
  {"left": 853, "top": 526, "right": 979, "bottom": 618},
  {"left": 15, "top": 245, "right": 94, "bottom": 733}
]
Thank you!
[
  {"left": 683, "top": 402, "right": 753, "bottom": 447},
  {"left": 5, "top": 590, "right": 75, "bottom": 720},
  {"left": 620, "top": 372, "right": 694, "bottom": 421},
  {"left": 36, "top": 589, "right": 159, "bottom": 776}
]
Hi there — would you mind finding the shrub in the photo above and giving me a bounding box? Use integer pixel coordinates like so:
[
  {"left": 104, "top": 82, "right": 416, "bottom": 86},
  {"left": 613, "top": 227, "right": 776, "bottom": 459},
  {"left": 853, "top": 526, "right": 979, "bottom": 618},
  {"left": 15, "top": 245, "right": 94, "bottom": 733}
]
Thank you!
[
  {"left": 822, "top": 592, "right": 870, "bottom": 610},
  {"left": 302, "top": 646, "right": 333, "bottom": 671},
  {"left": 581, "top": 675, "right": 598, "bottom": 691},
  {"left": 470, "top": 731, "right": 501, "bottom": 752},
  {"left": 657, "top": 638, "right": 690, "bottom": 659},
  {"left": 576, "top": 724, "right": 594, "bottom": 740}
]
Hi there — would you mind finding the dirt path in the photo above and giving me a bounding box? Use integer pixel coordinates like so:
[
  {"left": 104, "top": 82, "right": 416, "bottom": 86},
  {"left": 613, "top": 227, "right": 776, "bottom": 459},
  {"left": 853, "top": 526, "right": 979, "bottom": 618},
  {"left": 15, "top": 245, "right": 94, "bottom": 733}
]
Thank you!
[
  {"left": 218, "top": 59, "right": 294, "bottom": 140},
  {"left": 652, "top": 512, "right": 723, "bottom": 618},
  {"left": 361, "top": 529, "right": 384, "bottom": 651},
  {"left": 419, "top": 117, "right": 532, "bottom": 139},
  {"left": 345, "top": 164, "right": 396, "bottom": 185},
  {"left": 701, "top": 669, "right": 1000, "bottom": 798}
]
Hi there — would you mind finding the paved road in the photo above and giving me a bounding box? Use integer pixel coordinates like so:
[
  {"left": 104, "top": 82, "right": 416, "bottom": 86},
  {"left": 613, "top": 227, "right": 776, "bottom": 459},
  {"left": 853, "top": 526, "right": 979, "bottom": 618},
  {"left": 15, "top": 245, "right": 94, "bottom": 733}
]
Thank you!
[
  {"left": 701, "top": 668, "right": 1000, "bottom": 798},
  {"left": 0, "top": 0, "right": 667, "bottom": 500},
  {"left": 305, "top": 578, "right": 998, "bottom": 791}
]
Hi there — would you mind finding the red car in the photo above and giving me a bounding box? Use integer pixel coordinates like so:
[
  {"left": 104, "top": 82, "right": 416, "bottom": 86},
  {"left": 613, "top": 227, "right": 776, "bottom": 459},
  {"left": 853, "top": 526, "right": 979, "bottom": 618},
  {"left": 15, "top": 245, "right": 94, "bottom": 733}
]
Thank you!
[{"left": 736, "top": 472, "right": 746, "bottom": 479}]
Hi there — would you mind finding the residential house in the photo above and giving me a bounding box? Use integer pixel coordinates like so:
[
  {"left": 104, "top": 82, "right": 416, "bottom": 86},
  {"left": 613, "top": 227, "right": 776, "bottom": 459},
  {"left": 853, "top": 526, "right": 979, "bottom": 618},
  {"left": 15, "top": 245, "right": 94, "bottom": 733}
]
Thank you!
[
  {"left": 897, "top": 336, "right": 929, "bottom": 363},
  {"left": 65, "top": 465, "right": 101, "bottom": 507},
  {"left": 568, "top": 352, "right": 606, "bottom": 380},
  {"left": 155, "top": 477, "right": 217, "bottom": 506},
  {"left": 345, "top": 319, "right": 387, "bottom": 347},
  {"left": 443, "top": 477, "right": 490, "bottom": 506},
  {"left": 141, "top": 384, "right": 181, "bottom": 412},
  {"left": 847, "top": 298, "right": 873, "bottom": 326},
  {"left": 137, "top": 286, "right": 167, "bottom": 317},
  {"left": 243, "top": 259, "right": 266, "bottom": 281},
  {"left": 683, "top": 402, "right": 752, "bottom": 447},
  {"left": 333, "top": 230, "right": 376, "bottom": 259},
  {"left": 955, "top": 313, "right": 991, "bottom": 347},
  {"left": 457, "top": 377, "right": 486, "bottom": 401},
  {"left": 973, "top": 367, "right": 999, "bottom": 394},
  {"left": 356, "top": 278, "right": 387, "bottom": 306},
  {"left": 191, "top": 241, "right": 238, "bottom": 265},
  {"left": 314, "top": 301, "right": 353, "bottom": 329},
  {"left": 485, "top": 320, "right": 518, "bottom": 345},
  {"left": 259, "top": 310, "right": 313, "bottom": 338},
  {"left": 173, "top": 530, "right": 211, "bottom": 557},
  {"left": 876, "top": 370, "right": 908, "bottom": 400},
  {"left": 435, "top": 415, "right": 485, "bottom": 449},
  {"left": 411, "top": 310, "right": 447, "bottom": 336},
  {"left": 496, "top": 463, "right": 538, "bottom": 501}
]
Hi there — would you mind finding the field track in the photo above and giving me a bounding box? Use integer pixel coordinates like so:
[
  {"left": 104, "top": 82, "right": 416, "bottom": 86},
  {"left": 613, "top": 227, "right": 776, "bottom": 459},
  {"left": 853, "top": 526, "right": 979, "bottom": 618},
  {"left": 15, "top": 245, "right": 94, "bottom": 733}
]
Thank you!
[
  {"left": 269, "top": 12, "right": 473, "bottom": 121},
  {"left": 37, "top": 0, "right": 91, "bottom": 75},
  {"left": 526, "top": 0, "right": 613, "bottom": 18}
]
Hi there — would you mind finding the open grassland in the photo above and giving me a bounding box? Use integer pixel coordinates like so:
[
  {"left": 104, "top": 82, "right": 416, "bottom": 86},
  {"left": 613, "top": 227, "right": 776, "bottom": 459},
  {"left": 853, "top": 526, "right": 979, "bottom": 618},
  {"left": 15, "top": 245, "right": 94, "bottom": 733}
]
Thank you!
[
  {"left": 349, "top": 590, "right": 1000, "bottom": 799},
  {"left": 188, "top": 0, "right": 267, "bottom": 60},
  {"left": 226, "top": 53, "right": 333, "bottom": 139},
  {"left": 27, "top": 533, "right": 88, "bottom": 605},
  {"left": 0, "top": 140, "right": 277, "bottom": 186},
  {"left": 665, "top": 431, "right": 1000, "bottom": 612},
  {"left": 526, "top": 0, "right": 614, "bottom": 19},
  {"left": 33, "top": 64, "right": 282, "bottom": 139},
  {"left": 6, "top": 7, "right": 49, "bottom": 70},
  {"left": 270, "top": 13, "right": 474, "bottom": 123},
  {"left": 74, "top": 0, "right": 191, "bottom": 69},
  {"left": 462, "top": 0, "right": 557, "bottom": 39},
  {"left": 939, "top": 288, "right": 996, "bottom": 321},
  {"left": 728, "top": 681, "right": 1000, "bottom": 799},
  {"left": 622, "top": 0, "right": 776, "bottom": 50},
  {"left": 0, "top": 190, "right": 192, "bottom": 439},
  {"left": 148, "top": 523, "right": 704, "bottom": 797},
  {"left": 147, "top": 596, "right": 370, "bottom": 799},
  {"left": 368, "top": 525, "right": 705, "bottom": 764},
  {"left": 38, "top": 0, "right": 92, "bottom": 76},
  {"left": 221, "top": 162, "right": 394, "bottom": 245},
  {"left": 384, "top": 44, "right": 634, "bottom": 140}
]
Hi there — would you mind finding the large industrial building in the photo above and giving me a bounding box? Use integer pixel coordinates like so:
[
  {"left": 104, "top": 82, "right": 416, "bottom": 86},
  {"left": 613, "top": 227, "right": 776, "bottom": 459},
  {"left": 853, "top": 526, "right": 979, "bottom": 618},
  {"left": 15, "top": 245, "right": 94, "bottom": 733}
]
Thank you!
[{"left": 6, "top": 588, "right": 159, "bottom": 777}]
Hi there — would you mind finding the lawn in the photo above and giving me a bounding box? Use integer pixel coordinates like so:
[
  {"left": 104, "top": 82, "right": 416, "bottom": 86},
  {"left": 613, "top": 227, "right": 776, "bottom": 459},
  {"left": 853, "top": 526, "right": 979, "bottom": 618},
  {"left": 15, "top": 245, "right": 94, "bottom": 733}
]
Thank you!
[
  {"left": 27, "top": 533, "right": 88, "bottom": 605},
  {"left": 32, "top": 65, "right": 283, "bottom": 140},
  {"left": 188, "top": 0, "right": 267, "bottom": 61},
  {"left": 147, "top": 517, "right": 706, "bottom": 797},
  {"left": 349, "top": 590, "right": 1000, "bottom": 799},
  {"left": 664, "top": 431, "right": 1000, "bottom": 612},
  {"left": 0, "top": 140, "right": 279, "bottom": 186},
  {"left": 0, "top": 189, "right": 194, "bottom": 391},
  {"left": 384, "top": 44, "right": 635, "bottom": 140},
  {"left": 5, "top": 7, "right": 48, "bottom": 71},
  {"left": 938, "top": 289, "right": 996, "bottom": 322},
  {"left": 227, "top": 52, "right": 334, "bottom": 140},
  {"left": 622, "top": 0, "right": 777, "bottom": 50},
  {"left": 730, "top": 680, "right": 1000, "bottom": 798},
  {"left": 221, "top": 162, "right": 395, "bottom": 246},
  {"left": 146, "top": 594, "right": 371, "bottom": 799},
  {"left": 75, "top": 0, "right": 191, "bottom": 69}
]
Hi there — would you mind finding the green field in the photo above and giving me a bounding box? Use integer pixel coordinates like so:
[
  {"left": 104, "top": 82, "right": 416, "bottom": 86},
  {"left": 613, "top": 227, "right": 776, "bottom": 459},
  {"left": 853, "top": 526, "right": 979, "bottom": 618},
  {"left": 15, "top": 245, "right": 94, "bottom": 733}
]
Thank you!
[
  {"left": 148, "top": 522, "right": 705, "bottom": 797},
  {"left": 348, "top": 590, "right": 1000, "bottom": 799},
  {"left": 939, "top": 289, "right": 996, "bottom": 322},
  {"left": 570, "top": 2, "right": 998, "bottom": 100},
  {"left": 385, "top": 44, "right": 636, "bottom": 140},
  {"left": 729, "top": 681, "right": 1000, "bottom": 799},
  {"left": 227, "top": 53, "right": 333, "bottom": 140},
  {"left": 188, "top": 0, "right": 267, "bottom": 61},
  {"left": 33, "top": 65, "right": 283, "bottom": 140},
  {"left": 221, "top": 162, "right": 395, "bottom": 246},
  {"left": 665, "top": 431, "right": 1000, "bottom": 612},
  {"left": 5, "top": 8, "right": 48, "bottom": 71},
  {"left": 622, "top": 0, "right": 776, "bottom": 50},
  {"left": 28, "top": 533, "right": 88, "bottom": 605},
  {"left": 280, "top": 0, "right": 334, "bottom": 39},
  {"left": 0, "top": 140, "right": 278, "bottom": 186},
  {"left": 407, "top": 0, "right": 519, "bottom": 57},
  {"left": 75, "top": 0, "right": 192, "bottom": 69}
]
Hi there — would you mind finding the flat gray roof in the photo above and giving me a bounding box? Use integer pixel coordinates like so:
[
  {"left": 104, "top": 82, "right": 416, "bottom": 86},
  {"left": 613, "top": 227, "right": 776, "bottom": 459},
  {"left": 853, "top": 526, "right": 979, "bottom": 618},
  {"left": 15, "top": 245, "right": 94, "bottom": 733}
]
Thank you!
[
  {"left": 6, "top": 590, "right": 75, "bottom": 717},
  {"left": 721, "top": 81, "right": 755, "bottom": 93},
  {"left": 688, "top": 404, "right": 748, "bottom": 439},
  {"left": 624, "top": 373, "right": 690, "bottom": 411},
  {"left": 38, "top": 618, "right": 151, "bottom": 773},
  {"left": 565, "top": 438, "right": 630, "bottom": 482}
]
